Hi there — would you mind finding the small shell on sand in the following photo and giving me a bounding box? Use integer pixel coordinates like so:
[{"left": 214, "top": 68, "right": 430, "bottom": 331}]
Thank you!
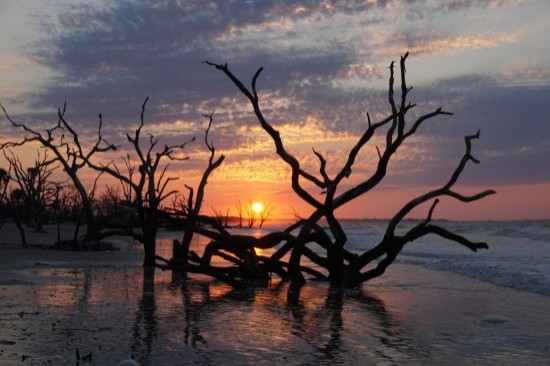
[{"left": 478, "top": 315, "right": 510, "bottom": 324}]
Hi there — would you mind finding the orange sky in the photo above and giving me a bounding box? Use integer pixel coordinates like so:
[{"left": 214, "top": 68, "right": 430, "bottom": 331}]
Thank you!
[
  {"left": 1, "top": 1, "right": 549, "bottom": 221},
  {"left": 193, "top": 175, "right": 549, "bottom": 221}
]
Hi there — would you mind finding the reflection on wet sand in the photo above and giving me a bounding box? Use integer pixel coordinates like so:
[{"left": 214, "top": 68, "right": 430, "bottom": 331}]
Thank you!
[
  {"left": 3, "top": 229, "right": 550, "bottom": 364},
  {"left": 161, "top": 274, "right": 403, "bottom": 365},
  {"left": 1, "top": 265, "right": 413, "bottom": 365},
  {"left": 130, "top": 267, "right": 157, "bottom": 365},
  {"left": 283, "top": 282, "right": 411, "bottom": 364}
]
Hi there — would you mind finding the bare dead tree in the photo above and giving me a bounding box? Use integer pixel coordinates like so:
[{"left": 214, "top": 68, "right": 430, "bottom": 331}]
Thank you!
[
  {"left": 0, "top": 168, "right": 8, "bottom": 199},
  {"left": 201, "top": 53, "right": 496, "bottom": 287},
  {"left": 171, "top": 113, "right": 225, "bottom": 266},
  {"left": 164, "top": 192, "right": 189, "bottom": 228},
  {"left": 115, "top": 153, "right": 137, "bottom": 205},
  {"left": 0, "top": 102, "right": 116, "bottom": 243},
  {"left": 87, "top": 97, "right": 195, "bottom": 266},
  {"left": 51, "top": 181, "right": 65, "bottom": 244},
  {"left": 224, "top": 209, "right": 230, "bottom": 227},
  {"left": 55, "top": 182, "right": 84, "bottom": 225},
  {"left": 235, "top": 199, "right": 244, "bottom": 228},
  {"left": 289, "top": 205, "right": 303, "bottom": 223},
  {"left": 210, "top": 207, "right": 231, "bottom": 227},
  {"left": 95, "top": 185, "right": 121, "bottom": 218},
  {"left": 245, "top": 200, "right": 257, "bottom": 228},
  {"left": 3, "top": 149, "right": 58, "bottom": 233},
  {"left": 2, "top": 149, "right": 58, "bottom": 245},
  {"left": 0, "top": 167, "right": 9, "bottom": 228},
  {"left": 8, "top": 188, "right": 28, "bottom": 246},
  {"left": 51, "top": 181, "right": 87, "bottom": 245},
  {"left": 94, "top": 184, "right": 138, "bottom": 232},
  {"left": 211, "top": 206, "right": 225, "bottom": 226},
  {"left": 258, "top": 202, "right": 274, "bottom": 228}
]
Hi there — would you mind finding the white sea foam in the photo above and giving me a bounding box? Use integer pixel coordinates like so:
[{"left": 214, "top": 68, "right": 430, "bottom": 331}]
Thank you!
[{"left": 341, "top": 220, "right": 550, "bottom": 297}]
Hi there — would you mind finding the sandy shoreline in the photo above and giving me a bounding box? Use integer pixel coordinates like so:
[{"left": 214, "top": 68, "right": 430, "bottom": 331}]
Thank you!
[{"left": 1, "top": 223, "right": 549, "bottom": 365}]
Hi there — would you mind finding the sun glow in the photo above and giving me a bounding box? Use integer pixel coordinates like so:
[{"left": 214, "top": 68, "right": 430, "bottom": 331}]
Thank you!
[{"left": 251, "top": 202, "right": 264, "bottom": 213}]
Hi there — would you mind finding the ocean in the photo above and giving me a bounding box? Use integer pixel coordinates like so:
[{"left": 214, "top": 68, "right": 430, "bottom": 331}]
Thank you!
[
  {"left": 339, "top": 219, "right": 550, "bottom": 297},
  {"left": 1, "top": 220, "right": 549, "bottom": 365},
  {"left": 159, "top": 219, "right": 550, "bottom": 297}
]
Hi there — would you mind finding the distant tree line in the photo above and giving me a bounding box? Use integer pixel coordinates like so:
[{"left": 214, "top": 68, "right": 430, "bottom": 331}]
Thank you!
[{"left": 0, "top": 101, "right": 271, "bottom": 260}]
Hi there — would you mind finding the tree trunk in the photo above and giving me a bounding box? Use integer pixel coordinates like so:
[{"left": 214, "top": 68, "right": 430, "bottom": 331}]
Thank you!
[
  {"left": 15, "top": 219, "right": 27, "bottom": 247},
  {"left": 143, "top": 227, "right": 157, "bottom": 267},
  {"left": 84, "top": 212, "right": 98, "bottom": 240},
  {"left": 327, "top": 247, "right": 345, "bottom": 286},
  {"left": 173, "top": 229, "right": 193, "bottom": 266},
  {"left": 288, "top": 240, "right": 306, "bottom": 283},
  {"left": 142, "top": 213, "right": 158, "bottom": 267},
  {"left": 143, "top": 237, "right": 157, "bottom": 267}
]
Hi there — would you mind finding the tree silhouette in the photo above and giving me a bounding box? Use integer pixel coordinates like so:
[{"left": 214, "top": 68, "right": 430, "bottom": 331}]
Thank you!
[
  {"left": 0, "top": 167, "right": 10, "bottom": 228},
  {"left": 87, "top": 97, "right": 194, "bottom": 267},
  {"left": 2, "top": 150, "right": 57, "bottom": 244},
  {"left": 258, "top": 202, "right": 273, "bottom": 228},
  {"left": 0, "top": 102, "right": 116, "bottom": 244},
  {"left": 172, "top": 113, "right": 224, "bottom": 266},
  {"left": 195, "top": 53, "right": 495, "bottom": 287}
]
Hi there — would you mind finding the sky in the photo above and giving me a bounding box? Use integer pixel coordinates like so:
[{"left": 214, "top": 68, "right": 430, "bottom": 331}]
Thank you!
[{"left": 0, "top": 0, "right": 549, "bottom": 220}]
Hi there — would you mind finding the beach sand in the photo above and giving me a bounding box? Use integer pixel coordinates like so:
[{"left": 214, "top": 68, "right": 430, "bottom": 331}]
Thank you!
[{"left": 0, "top": 223, "right": 549, "bottom": 365}]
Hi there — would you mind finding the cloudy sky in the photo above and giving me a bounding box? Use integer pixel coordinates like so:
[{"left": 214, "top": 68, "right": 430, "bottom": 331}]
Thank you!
[{"left": 1, "top": 0, "right": 549, "bottom": 220}]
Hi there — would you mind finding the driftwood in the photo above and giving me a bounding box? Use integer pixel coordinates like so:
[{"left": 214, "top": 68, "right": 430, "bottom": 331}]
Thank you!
[{"left": 175, "top": 53, "right": 496, "bottom": 288}]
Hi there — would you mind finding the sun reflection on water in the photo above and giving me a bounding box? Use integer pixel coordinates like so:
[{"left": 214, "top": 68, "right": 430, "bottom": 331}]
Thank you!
[{"left": 4, "top": 260, "right": 414, "bottom": 365}]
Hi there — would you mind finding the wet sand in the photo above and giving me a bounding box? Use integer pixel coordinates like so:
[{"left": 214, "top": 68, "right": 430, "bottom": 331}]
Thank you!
[{"left": 1, "top": 224, "right": 549, "bottom": 365}]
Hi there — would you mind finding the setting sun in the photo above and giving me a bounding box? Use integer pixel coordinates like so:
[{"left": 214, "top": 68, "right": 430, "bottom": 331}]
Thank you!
[{"left": 251, "top": 202, "right": 264, "bottom": 213}]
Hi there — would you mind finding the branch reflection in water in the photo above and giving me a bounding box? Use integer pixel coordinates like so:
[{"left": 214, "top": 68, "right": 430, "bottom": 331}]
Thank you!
[
  {"left": 123, "top": 271, "right": 410, "bottom": 365},
  {"left": 7, "top": 265, "right": 411, "bottom": 364},
  {"left": 130, "top": 267, "right": 158, "bottom": 365}
]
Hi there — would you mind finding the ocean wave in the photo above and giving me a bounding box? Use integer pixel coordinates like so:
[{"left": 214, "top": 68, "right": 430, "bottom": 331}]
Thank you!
[
  {"left": 342, "top": 220, "right": 550, "bottom": 297},
  {"left": 428, "top": 261, "right": 550, "bottom": 297}
]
